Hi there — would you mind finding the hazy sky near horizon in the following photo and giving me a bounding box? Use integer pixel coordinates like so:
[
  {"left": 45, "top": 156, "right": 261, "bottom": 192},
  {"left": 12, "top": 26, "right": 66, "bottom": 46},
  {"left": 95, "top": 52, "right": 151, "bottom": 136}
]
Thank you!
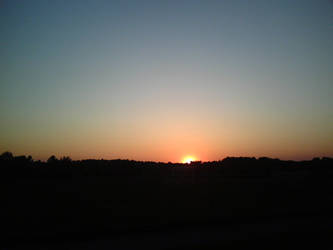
[{"left": 1, "top": 0, "right": 332, "bottom": 162}]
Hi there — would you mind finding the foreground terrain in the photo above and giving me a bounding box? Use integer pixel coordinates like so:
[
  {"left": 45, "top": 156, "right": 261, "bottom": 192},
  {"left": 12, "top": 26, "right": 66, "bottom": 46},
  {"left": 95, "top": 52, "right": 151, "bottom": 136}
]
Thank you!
[{"left": 2, "top": 154, "right": 333, "bottom": 248}]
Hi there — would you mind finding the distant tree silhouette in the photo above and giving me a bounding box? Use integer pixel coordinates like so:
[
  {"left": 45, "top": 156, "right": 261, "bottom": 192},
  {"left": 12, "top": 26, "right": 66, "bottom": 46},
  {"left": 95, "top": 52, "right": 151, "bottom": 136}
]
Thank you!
[
  {"left": 27, "top": 155, "right": 33, "bottom": 162},
  {"left": 0, "top": 151, "right": 13, "bottom": 160},
  {"left": 47, "top": 155, "right": 58, "bottom": 164},
  {"left": 60, "top": 156, "right": 72, "bottom": 162}
]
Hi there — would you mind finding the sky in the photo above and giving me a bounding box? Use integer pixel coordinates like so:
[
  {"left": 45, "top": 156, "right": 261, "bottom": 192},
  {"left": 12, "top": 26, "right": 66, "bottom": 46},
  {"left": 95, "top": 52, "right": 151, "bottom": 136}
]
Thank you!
[{"left": 1, "top": 0, "right": 332, "bottom": 162}]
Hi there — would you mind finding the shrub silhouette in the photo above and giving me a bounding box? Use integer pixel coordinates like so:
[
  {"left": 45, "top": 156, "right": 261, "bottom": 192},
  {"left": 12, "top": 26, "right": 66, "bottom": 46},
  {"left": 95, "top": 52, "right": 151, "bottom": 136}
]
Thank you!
[
  {"left": 47, "top": 155, "right": 58, "bottom": 164},
  {"left": 0, "top": 151, "right": 13, "bottom": 160}
]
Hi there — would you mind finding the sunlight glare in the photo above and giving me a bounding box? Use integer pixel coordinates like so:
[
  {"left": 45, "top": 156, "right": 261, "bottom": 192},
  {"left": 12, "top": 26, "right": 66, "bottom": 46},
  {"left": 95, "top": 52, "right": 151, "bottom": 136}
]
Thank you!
[{"left": 182, "top": 156, "right": 196, "bottom": 164}]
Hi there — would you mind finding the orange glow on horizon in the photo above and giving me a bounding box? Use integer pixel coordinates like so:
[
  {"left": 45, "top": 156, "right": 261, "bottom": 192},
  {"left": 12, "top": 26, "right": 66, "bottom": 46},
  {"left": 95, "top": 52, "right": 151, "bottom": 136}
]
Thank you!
[{"left": 181, "top": 155, "right": 197, "bottom": 164}]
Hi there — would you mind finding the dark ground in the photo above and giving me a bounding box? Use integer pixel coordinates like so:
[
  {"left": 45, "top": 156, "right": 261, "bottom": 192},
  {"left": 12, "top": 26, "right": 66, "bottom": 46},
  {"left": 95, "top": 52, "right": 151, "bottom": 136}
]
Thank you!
[{"left": 2, "top": 155, "right": 333, "bottom": 249}]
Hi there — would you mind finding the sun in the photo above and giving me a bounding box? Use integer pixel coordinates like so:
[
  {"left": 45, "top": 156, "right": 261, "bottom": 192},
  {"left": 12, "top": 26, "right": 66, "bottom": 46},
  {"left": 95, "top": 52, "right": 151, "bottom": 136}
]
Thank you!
[{"left": 182, "top": 156, "right": 196, "bottom": 164}]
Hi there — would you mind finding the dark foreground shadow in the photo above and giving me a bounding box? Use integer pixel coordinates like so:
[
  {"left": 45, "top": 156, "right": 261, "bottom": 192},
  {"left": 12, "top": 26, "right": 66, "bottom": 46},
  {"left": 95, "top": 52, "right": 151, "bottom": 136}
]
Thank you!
[{"left": 2, "top": 153, "right": 333, "bottom": 249}]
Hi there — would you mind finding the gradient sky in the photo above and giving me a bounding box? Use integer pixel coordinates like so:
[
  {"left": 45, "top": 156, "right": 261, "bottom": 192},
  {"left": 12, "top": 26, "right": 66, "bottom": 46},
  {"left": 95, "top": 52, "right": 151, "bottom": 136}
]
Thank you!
[{"left": 1, "top": 0, "right": 332, "bottom": 162}]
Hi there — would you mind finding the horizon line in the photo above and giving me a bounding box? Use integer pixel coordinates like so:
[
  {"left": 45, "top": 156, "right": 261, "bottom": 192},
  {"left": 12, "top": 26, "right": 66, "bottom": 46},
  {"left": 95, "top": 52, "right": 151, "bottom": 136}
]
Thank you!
[{"left": 1, "top": 151, "right": 332, "bottom": 164}]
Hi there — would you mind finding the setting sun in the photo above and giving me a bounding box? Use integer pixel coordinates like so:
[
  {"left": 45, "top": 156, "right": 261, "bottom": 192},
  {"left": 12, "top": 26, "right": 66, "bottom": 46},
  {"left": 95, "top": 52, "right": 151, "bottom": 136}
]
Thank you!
[{"left": 182, "top": 156, "right": 197, "bottom": 164}]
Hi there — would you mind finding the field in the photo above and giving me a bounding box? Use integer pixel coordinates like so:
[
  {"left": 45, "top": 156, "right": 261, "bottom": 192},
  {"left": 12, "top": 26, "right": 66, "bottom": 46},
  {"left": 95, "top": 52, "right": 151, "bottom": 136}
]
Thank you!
[{"left": 2, "top": 156, "right": 333, "bottom": 248}]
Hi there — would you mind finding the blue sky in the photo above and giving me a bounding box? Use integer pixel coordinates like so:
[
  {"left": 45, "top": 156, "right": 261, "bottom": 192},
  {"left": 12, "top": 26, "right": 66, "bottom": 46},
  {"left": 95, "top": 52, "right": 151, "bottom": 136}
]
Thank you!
[{"left": 1, "top": 0, "right": 332, "bottom": 161}]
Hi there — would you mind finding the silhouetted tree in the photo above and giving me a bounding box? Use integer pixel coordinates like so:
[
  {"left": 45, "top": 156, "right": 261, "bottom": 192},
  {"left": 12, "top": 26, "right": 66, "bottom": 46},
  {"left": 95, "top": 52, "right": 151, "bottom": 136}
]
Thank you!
[
  {"left": 0, "top": 151, "right": 13, "bottom": 160},
  {"left": 47, "top": 155, "right": 58, "bottom": 164},
  {"left": 60, "top": 156, "right": 72, "bottom": 164},
  {"left": 27, "top": 155, "right": 33, "bottom": 162}
]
